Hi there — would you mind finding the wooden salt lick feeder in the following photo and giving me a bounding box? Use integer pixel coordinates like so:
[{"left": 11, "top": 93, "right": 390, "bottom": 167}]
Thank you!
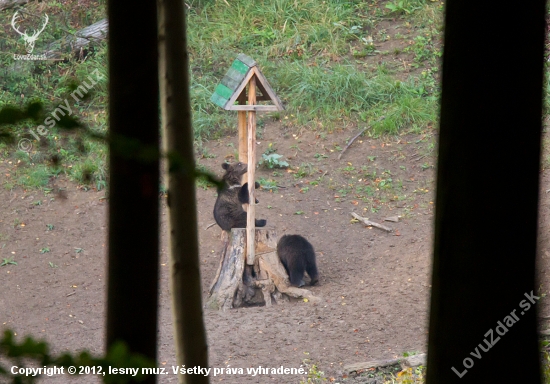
[{"left": 207, "top": 54, "right": 320, "bottom": 310}]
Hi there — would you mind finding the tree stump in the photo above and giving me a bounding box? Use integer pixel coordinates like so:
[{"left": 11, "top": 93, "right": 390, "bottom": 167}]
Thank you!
[{"left": 206, "top": 228, "right": 320, "bottom": 310}]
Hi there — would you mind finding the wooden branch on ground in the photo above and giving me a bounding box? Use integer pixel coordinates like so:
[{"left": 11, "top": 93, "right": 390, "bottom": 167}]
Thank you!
[
  {"left": 0, "top": 0, "right": 29, "bottom": 11},
  {"left": 338, "top": 116, "right": 385, "bottom": 160},
  {"left": 43, "top": 18, "right": 108, "bottom": 60},
  {"left": 351, "top": 212, "right": 393, "bottom": 232}
]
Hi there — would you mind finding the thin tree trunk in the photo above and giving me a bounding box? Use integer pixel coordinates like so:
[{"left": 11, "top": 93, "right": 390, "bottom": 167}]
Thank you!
[
  {"left": 158, "top": 0, "right": 209, "bottom": 383},
  {"left": 106, "top": 0, "right": 159, "bottom": 383}
]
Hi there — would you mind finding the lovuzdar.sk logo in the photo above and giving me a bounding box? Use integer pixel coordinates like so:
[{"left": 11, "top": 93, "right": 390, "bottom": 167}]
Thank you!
[{"left": 11, "top": 11, "right": 49, "bottom": 54}]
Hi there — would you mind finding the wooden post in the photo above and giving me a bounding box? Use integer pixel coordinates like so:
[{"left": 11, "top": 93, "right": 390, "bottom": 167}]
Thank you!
[
  {"left": 246, "top": 75, "right": 257, "bottom": 266},
  {"left": 237, "top": 91, "right": 248, "bottom": 185}
]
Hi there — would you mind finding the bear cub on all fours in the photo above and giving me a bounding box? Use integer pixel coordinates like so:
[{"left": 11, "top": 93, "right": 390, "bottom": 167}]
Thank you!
[
  {"left": 277, "top": 234, "right": 319, "bottom": 288},
  {"left": 213, "top": 162, "right": 267, "bottom": 231}
]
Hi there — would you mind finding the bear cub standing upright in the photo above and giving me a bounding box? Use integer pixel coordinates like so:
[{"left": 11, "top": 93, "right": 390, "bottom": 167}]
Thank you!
[
  {"left": 213, "top": 162, "right": 267, "bottom": 231},
  {"left": 277, "top": 234, "right": 319, "bottom": 287}
]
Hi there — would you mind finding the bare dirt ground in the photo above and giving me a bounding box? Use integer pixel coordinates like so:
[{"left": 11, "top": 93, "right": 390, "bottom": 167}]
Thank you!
[{"left": 1, "top": 122, "right": 549, "bottom": 383}]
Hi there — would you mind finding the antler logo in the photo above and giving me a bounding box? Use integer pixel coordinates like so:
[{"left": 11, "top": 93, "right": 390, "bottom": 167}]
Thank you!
[{"left": 11, "top": 11, "right": 49, "bottom": 54}]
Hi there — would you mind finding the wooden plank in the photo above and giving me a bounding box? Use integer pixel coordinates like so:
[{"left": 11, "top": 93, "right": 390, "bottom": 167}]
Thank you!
[
  {"left": 252, "top": 67, "right": 285, "bottom": 111},
  {"left": 236, "top": 53, "right": 257, "bottom": 67},
  {"left": 351, "top": 212, "right": 393, "bottom": 232},
  {"left": 223, "top": 68, "right": 255, "bottom": 110},
  {"left": 344, "top": 359, "right": 401, "bottom": 374},
  {"left": 0, "top": 0, "right": 30, "bottom": 11},
  {"left": 43, "top": 18, "right": 108, "bottom": 60},
  {"left": 246, "top": 75, "right": 257, "bottom": 266},
  {"left": 227, "top": 105, "right": 280, "bottom": 111},
  {"left": 238, "top": 91, "right": 248, "bottom": 184}
]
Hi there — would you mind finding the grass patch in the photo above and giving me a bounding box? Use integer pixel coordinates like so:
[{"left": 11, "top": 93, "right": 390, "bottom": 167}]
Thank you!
[
  {"left": 0, "top": 0, "right": 447, "bottom": 191},
  {"left": 0, "top": 0, "right": 108, "bottom": 191},
  {"left": 187, "top": 0, "right": 442, "bottom": 136},
  {"left": 258, "top": 177, "right": 279, "bottom": 192}
]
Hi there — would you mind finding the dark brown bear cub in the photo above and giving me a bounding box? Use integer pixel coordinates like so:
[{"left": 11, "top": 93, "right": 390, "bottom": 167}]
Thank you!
[
  {"left": 277, "top": 234, "right": 319, "bottom": 287},
  {"left": 213, "top": 162, "right": 267, "bottom": 231}
]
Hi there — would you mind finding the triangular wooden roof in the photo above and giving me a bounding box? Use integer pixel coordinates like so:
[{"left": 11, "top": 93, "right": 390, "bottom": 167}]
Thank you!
[{"left": 210, "top": 53, "right": 284, "bottom": 112}]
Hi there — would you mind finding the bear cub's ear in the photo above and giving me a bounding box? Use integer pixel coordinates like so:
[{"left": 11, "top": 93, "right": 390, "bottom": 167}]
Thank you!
[{"left": 222, "top": 163, "right": 230, "bottom": 170}]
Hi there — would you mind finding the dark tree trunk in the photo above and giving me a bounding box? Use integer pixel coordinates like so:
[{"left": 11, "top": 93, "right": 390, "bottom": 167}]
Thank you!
[
  {"left": 427, "top": 1, "right": 546, "bottom": 383},
  {"left": 106, "top": 0, "right": 159, "bottom": 383},
  {"left": 158, "top": 1, "right": 209, "bottom": 383}
]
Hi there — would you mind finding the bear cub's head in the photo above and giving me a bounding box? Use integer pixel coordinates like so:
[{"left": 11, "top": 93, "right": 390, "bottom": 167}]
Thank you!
[{"left": 221, "top": 162, "right": 248, "bottom": 186}]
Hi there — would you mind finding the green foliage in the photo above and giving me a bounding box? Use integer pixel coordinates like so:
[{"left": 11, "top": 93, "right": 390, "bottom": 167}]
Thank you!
[
  {"left": 264, "top": 143, "right": 277, "bottom": 155},
  {"left": 1, "top": 257, "right": 17, "bottom": 266},
  {"left": 259, "top": 143, "right": 288, "bottom": 169},
  {"left": 385, "top": 0, "right": 426, "bottom": 15},
  {"left": 0, "top": 0, "right": 108, "bottom": 191},
  {"left": 0, "top": 0, "right": 448, "bottom": 192},
  {"left": 314, "top": 153, "right": 328, "bottom": 160},
  {"left": 405, "top": 32, "right": 442, "bottom": 67},
  {"left": 294, "top": 163, "right": 314, "bottom": 178},
  {"left": 187, "top": 0, "right": 365, "bottom": 61},
  {"left": 385, "top": 366, "right": 425, "bottom": 383},
  {"left": 259, "top": 153, "right": 289, "bottom": 169},
  {"left": 542, "top": 350, "right": 550, "bottom": 383},
  {"left": 258, "top": 177, "right": 279, "bottom": 192},
  {"left": 187, "top": 0, "right": 440, "bottom": 136},
  {"left": 0, "top": 329, "right": 155, "bottom": 383},
  {"left": 299, "top": 359, "right": 327, "bottom": 384},
  {"left": 369, "top": 93, "right": 437, "bottom": 136}
]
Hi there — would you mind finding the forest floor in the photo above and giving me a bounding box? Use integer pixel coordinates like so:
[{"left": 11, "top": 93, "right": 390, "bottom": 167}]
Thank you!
[
  {"left": 2, "top": 122, "right": 550, "bottom": 383},
  {"left": 2, "top": 0, "right": 550, "bottom": 383}
]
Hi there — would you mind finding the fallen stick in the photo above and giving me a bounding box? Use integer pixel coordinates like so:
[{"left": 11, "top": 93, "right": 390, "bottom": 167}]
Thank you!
[
  {"left": 205, "top": 222, "right": 217, "bottom": 230},
  {"left": 0, "top": 0, "right": 29, "bottom": 11},
  {"left": 338, "top": 116, "right": 385, "bottom": 160},
  {"left": 351, "top": 212, "right": 393, "bottom": 232}
]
